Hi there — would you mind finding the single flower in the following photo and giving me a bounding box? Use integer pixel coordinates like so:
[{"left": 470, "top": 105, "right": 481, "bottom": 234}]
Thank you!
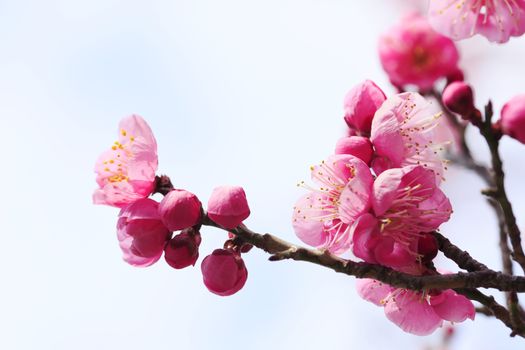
[
  {"left": 292, "top": 154, "right": 374, "bottom": 254},
  {"left": 351, "top": 166, "right": 452, "bottom": 272},
  {"left": 93, "top": 115, "right": 158, "bottom": 208},
  {"left": 356, "top": 278, "right": 475, "bottom": 336},
  {"left": 378, "top": 13, "right": 459, "bottom": 90},
  {"left": 370, "top": 92, "right": 449, "bottom": 180}
]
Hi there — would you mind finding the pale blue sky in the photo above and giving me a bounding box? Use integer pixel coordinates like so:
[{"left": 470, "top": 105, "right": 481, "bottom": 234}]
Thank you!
[{"left": 1, "top": 1, "right": 524, "bottom": 349}]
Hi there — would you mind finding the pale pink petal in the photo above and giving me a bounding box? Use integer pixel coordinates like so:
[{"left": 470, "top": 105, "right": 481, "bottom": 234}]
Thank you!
[
  {"left": 338, "top": 157, "right": 374, "bottom": 223},
  {"left": 384, "top": 290, "right": 443, "bottom": 336},
  {"left": 292, "top": 193, "right": 330, "bottom": 247},
  {"left": 413, "top": 188, "right": 453, "bottom": 231},
  {"left": 431, "top": 289, "right": 476, "bottom": 322},
  {"left": 356, "top": 278, "right": 393, "bottom": 306},
  {"left": 93, "top": 115, "right": 158, "bottom": 208},
  {"left": 371, "top": 92, "right": 447, "bottom": 180},
  {"left": 311, "top": 154, "right": 364, "bottom": 189},
  {"left": 429, "top": 0, "right": 525, "bottom": 43}
]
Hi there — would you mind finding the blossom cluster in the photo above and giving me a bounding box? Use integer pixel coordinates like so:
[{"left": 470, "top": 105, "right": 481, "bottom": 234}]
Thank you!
[
  {"left": 94, "top": 115, "right": 252, "bottom": 296},
  {"left": 292, "top": 80, "right": 475, "bottom": 335}
]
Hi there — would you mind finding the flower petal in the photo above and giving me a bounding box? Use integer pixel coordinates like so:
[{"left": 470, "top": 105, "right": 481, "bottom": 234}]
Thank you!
[
  {"left": 356, "top": 278, "right": 393, "bottom": 306},
  {"left": 431, "top": 289, "right": 475, "bottom": 323},
  {"left": 384, "top": 290, "right": 443, "bottom": 336}
]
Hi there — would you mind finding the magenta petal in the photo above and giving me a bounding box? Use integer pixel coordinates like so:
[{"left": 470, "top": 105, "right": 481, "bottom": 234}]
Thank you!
[
  {"left": 350, "top": 213, "right": 380, "bottom": 263},
  {"left": 374, "top": 237, "right": 415, "bottom": 269},
  {"left": 207, "top": 186, "right": 251, "bottom": 229},
  {"left": 119, "top": 198, "right": 160, "bottom": 221},
  {"left": 372, "top": 167, "right": 405, "bottom": 216},
  {"left": 343, "top": 80, "right": 387, "bottom": 134},
  {"left": 356, "top": 278, "right": 393, "bottom": 306},
  {"left": 431, "top": 290, "right": 475, "bottom": 323},
  {"left": 334, "top": 136, "right": 374, "bottom": 165},
  {"left": 384, "top": 290, "right": 443, "bottom": 336}
]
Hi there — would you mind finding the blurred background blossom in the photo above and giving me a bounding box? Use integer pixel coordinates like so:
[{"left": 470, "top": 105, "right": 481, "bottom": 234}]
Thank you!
[{"left": 1, "top": 0, "right": 524, "bottom": 349}]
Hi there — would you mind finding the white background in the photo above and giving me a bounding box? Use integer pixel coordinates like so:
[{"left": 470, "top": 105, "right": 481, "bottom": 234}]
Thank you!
[{"left": 1, "top": 1, "right": 524, "bottom": 349}]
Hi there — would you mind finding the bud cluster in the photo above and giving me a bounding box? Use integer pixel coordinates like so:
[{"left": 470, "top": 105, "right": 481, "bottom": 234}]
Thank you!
[{"left": 94, "top": 116, "right": 252, "bottom": 296}]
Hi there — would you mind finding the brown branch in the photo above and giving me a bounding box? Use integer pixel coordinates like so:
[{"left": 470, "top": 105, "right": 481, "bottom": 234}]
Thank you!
[
  {"left": 434, "top": 231, "right": 489, "bottom": 272},
  {"left": 201, "top": 215, "right": 525, "bottom": 292},
  {"left": 456, "top": 288, "right": 525, "bottom": 338}
]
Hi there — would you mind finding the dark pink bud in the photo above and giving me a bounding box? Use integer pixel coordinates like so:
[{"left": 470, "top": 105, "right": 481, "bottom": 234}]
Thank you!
[
  {"left": 442, "top": 82, "right": 475, "bottom": 117},
  {"left": 164, "top": 230, "right": 201, "bottom": 269},
  {"left": 207, "top": 186, "right": 250, "bottom": 229},
  {"left": 201, "top": 249, "right": 248, "bottom": 296},
  {"left": 501, "top": 94, "right": 525, "bottom": 144},
  {"left": 334, "top": 136, "right": 373, "bottom": 164},
  {"left": 158, "top": 189, "right": 202, "bottom": 231},
  {"left": 343, "top": 80, "right": 386, "bottom": 135},
  {"left": 446, "top": 68, "right": 464, "bottom": 85},
  {"left": 417, "top": 233, "right": 438, "bottom": 262}
]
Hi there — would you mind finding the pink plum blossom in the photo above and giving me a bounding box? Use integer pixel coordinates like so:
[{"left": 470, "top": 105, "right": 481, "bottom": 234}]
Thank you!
[
  {"left": 207, "top": 186, "right": 250, "bottom": 229},
  {"left": 93, "top": 115, "right": 158, "bottom": 208},
  {"left": 117, "top": 198, "right": 171, "bottom": 267},
  {"left": 370, "top": 92, "right": 449, "bottom": 180},
  {"left": 292, "top": 154, "right": 374, "bottom": 254},
  {"left": 344, "top": 80, "right": 387, "bottom": 135},
  {"left": 351, "top": 166, "right": 452, "bottom": 272},
  {"left": 500, "top": 94, "right": 525, "bottom": 144},
  {"left": 201, "top": 249, "right": 248, "bottom": 296},
  {"left": 159, "top": 189, "right": 202, "bottom": 231},
  {"left": 378, "top": 13, "right": 459, "bottom": 90},
  {"left": 356, "top": 279, "right": 475, "bottom": 335},
  {"left": 428, "top": 0, "right": 525, "bottom": 43}
]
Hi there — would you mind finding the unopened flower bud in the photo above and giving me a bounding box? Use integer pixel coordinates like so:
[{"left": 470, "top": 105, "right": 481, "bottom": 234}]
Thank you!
[
  {"left": 442, "top": 82, "right": 476, "bottom": 117},
  {"left": 334, "top": 136, "right": 373, "bottom": 164},
  {"left": 201, "top": 249, "right": 248, "bottom": 296},
  {"left": 117, "top": 198, "right": 171, "bottom": 267},
  {"left": 207, "top": 186, "right": 250, "bottom": 229},
  {"left": 500, "top": 94, "right": 525, "bottom": 144},
  {"left": 446, "top": 68, "right": 464, "bottom": 85},
  {"left": 164, "top": 230, "right": 202, "bottom": 269},
  {"left": 158, "top": 189, "right": 202, "bottom": 231},
  {"left": 417, "top": 233, "right": 438, "bottom": 262},
  {"left": 344, "top": 80, "right": 386, "bottom": 135}
]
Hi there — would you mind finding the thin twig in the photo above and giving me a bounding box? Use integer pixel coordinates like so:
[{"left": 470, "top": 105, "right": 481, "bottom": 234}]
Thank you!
[
  {"left": 434, "top": 231, "right": 489, "bottom": 272},
  {"left": 478, "top": 102, "right": 525, "bottom": 273}
]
